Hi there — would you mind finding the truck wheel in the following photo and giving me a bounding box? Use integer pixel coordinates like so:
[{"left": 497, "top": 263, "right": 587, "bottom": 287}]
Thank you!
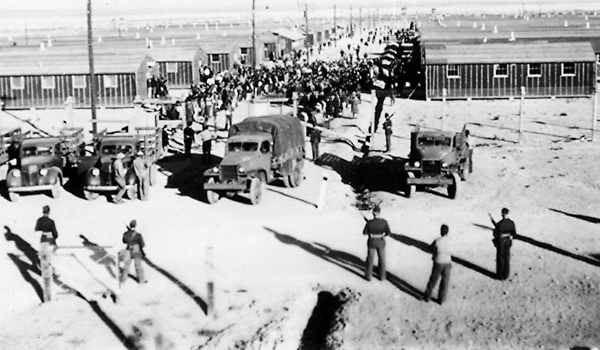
[
  {"left": 405, "top": 172, "right": 416, "bottom": 198},
  {"left": 50, "top": 182, "right": 61, "bottom": 199},
  {"left": 447, "top": 173, "right": 460, "bottom": 199},
  {"left": 460, "top": 159, "right": 469, "bottom": 181},
  {"left": 249, "top": 177, "right": 263, "bottom": 205},
  {"left": 206, "top": 178, "right": 220, "bottom": 204},
  {"left": 127, "top": 186, "right": 138, "bottom": 200},
  {"left": 8, "top": 191, "right": 19, "bottom": 202},
  {"left": 149, "top": 164, "right": 159, "bottom": 186},
  {"left": 84, "top": 190, "right": 99, "bottom": 201},
  {"left": 290, "top": 160, "right": 304, "bottom": 187}
]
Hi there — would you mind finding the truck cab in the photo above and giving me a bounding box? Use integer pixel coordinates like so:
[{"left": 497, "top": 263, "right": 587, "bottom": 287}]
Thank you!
[
  {"left": 81, "top": 128, "right": 162, "bottom": 201},
  {"left": 403, "top": 125, "right": 471, "bottom": 199},
  {"left": 6, "top": 128, "right": 84, "bottom": 201}
]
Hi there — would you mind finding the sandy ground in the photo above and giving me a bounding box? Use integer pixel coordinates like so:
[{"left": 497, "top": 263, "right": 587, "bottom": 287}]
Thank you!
[{"left": 1, "top": 33, "right": 600, "bottom": 350}]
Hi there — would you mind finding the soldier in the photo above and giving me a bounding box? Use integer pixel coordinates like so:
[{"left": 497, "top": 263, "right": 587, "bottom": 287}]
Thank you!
[
  {"left": 35, "top": 205, "right": 58, "bottom": 268},
  {"left": 383, "top": 113, "right": 393, "bottom": 152},
  {"left": 424, "top": 224, "right": 453, "bottom": 304},
  {"left": 119, "top": 220, "right": 147, "bottom": 284},
  {"left": 363, "top": 205, "right": 391, "bottom": 281},
  {"left": 183, "top": 122, "right": 195, "bottom": 159},
  {"left": 199, "top": 125, "right": 215, "bottom": 165},
  {"left": 489, "top": 208, "right": 517, "bottom": 280},
  {"left": 133, "top": 151, "right": 149, "bottom": 201},
  {"left": 111, "top": 152, "right": 126, "bottom": 204},
  {"left": 309, "top": 122, "right": 321, "bottom": 162}
]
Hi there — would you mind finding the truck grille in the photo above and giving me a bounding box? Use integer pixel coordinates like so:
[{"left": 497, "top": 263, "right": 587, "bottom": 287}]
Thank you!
[
  {"left": 423, "top": 161, "right": 440, "bottom": 174},
  {"left": 220, "top": 165, "right": 238, "bottom": 181},
  {"left": 25, "top": 165, "right": 39, "bottom": 185}
]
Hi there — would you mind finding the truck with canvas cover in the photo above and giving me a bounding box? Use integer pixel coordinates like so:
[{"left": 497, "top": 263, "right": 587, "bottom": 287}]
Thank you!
[
  {"left": 403, "top": 124, "right": 471, "bottom": 199},
  {"left": 203, "top": 114, "right": 305, "bottom": 205},
  {"left": 5, "top": 128, "right": 85, "bottom": 201},
  {"left": 80, "top": 127, "right": 162, "bottom": 201}
]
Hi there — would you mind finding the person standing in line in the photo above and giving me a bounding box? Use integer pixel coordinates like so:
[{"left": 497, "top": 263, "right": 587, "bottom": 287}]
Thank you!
[
  {"left": 111, "top": 152, "right": 127, "bottom": 204},
  {"left": 119, "top": 220, "right": 147, "bottom": 285},
  {"left": 424, "top": 224, "right": 453, "bottom": 304},
  {"left": 309, "top": 122, "right": 321, "bottom": 162},
  {"left": 35, "top": 205, "right": 58, "bottom": 270},
  {"left": 183, "top": 122, "right": 195, "bottom": 159},
  {"left": 489, "top": 208, "right": 517, "bottom": 281},
  {"left": 383, "top": 113, "right": 393, "bottom": 152},
  {"left": 132, "top": 151, "right": 150, "bottom": 201},
  {"left": 199, "top": 125, "right": 215, "bottom": 165},
  {"left": 350, "top": 91, "right": 360, "bottom": 119},
  {"left": 363, "top": 205, "right": 391, "bottom": 281}
]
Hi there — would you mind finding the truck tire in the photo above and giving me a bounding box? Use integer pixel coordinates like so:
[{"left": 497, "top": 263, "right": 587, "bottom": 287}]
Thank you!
[
  {"left": 206, "top": 178, "right": 220, "bottom": 204},
  {"left": 249, "top": 177, "right": 263, "bottom": 205},
  {"left": 149, "top": 164, "right": 158, "bottom": 186},
  {"left": 84, "top": 190, "right": 99, "bottom": 201},
  {"left": 290, "top": 159, "right": 304, "bottom": 187},
  {"left": 8, "top": 191, "right": 19, "bottom": 202},
  {"left": 447, "top": 173, "right": 460, "bottom": 199},
  {"left": 405, "top": 172, "right": 416, "bottom": 198}
]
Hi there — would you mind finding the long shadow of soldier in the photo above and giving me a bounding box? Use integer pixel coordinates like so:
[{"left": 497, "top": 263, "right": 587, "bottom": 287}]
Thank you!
[
  {"left": 266, "top": 227, "right": 423, "bottom": 300},
  {"left": 79, "top": 235, "right": 118, "bottom": 278},
  {"left": 4, "top": 226, "right": 43, "bottom": 301}
]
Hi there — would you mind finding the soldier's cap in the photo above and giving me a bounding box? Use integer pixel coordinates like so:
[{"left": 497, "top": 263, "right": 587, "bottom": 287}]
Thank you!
[
  {"left": 129, "top": 220, "right": 137, "bottom": 228},
  {"left": 42, "top": 205, "right": 50, "bottom": 214},
  {"left": 372, "top": 205, "right": 381, "bottom": 213},
  {"left": 502, "top": 208, "right": 509, "bottom": 215},
  {"left": 116, "top": 152, "right": 125, "bottom": 159}
]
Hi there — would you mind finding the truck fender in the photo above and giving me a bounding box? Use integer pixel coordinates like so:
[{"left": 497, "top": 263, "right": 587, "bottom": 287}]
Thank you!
[{"left": 47, "top": 166, "right": 63, "bottom": 185}]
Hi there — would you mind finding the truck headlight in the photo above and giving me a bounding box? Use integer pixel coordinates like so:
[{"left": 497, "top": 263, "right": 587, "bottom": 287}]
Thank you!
[
  {"left": 210, "top": 167, "right": 219, "bottom": 173},
  {"left": 91, "top": 168, "right": 100, "bottom": 176},
  {"left": 238, "top": 167, "right": 245, "bottom": 174},
  {"left": 413, "top": 161, "right": 420, "bottom": 168},
  {"left": 441, "top": 162, "right": 448, "bottom": 168},
  {"left": 40, "top": 168, "right": 48, "bottom": 176},
  {"left": 12, "top": 169, "right": 21, "bottom": 178}
]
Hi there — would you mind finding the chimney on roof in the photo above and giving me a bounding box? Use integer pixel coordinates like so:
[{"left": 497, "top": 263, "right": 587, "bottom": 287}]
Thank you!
[
  {"left": 145, "top": 38, "right": 150, "bottom": 47},
  {"left": 473, "top": 21, "right": 477, "bottom": 28},
  {"left": 509, "top": 31, "right": 516, "bottom": 41},
  {"left": 171, "top": 38, "right": 175, "bottom": 45},
  {"left": 216, "top": 23, "right": 219, "bottom": 30},
  {"left": 40, "top": 42, "right": 45, "bottom": 50},
  {"left": 161, "top": 36, "right": 166, "bottom": 44},
  {"left": 150, "top": 28, "right": 154, "bottom": 33},
  {"left": 483, "top": 37, "right": 488, "bottom": 43},
  {"left": 205, "top": 24, "right": 209, "bottom": 31},
  {"left": 564, "top": 20, "right": 568, "bottom": 27},
  {"left": 97, "top": 36, "right": 102, "bottom": 42},
  {"left": 136, "top": 32, "right": 140, "bottom": 39},
  {"left": 585, "top": 15, "right": 589, "bottom": 20},
  {"left": 47, "top": 39, "right": 52, "bottom": 47},
  {"left": 196, "top": 33, "right": 200, "bottom": 40},
  {"left": 149, "top": 40, "right": 153, "bottom": 49},
  {"left": 493, "top": 25, "right": 498, "bottom": 33},
  {"left": 586, "top": 22, "right": 590, "bottom": 29},
  {"left": 457, "top": 21, "right": 460, "bottom": 27},
  {"left": 481, "top": 23, "right": 486, "bottom": 30}
]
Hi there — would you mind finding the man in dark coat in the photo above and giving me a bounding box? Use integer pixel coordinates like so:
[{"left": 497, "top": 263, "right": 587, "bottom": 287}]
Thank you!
[
  {"left": 490, "top": 208, "right": 517, "bottom": 280},
  {"left": 309, "top": 122, "right": 321, "bottom": 162},
  {"left": 363, "top": 205, "right": 391, "bottom": 281},
  {"left": 183, "top": 122, "right": 195, "bottom": 159}
]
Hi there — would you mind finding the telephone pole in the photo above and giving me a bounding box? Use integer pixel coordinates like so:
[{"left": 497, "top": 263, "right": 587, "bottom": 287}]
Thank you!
[
  {"left": 350, "top": 6, "right": 353, "bottom": 36},
  {"left": 87, "top": 0, "right": 97, "bottom": 135},
  {"left": 359, "top": 7, "right": 362, "bottom": 34},
  {"left": 305, "top": 3, "right": 310, "bottom": 64}
]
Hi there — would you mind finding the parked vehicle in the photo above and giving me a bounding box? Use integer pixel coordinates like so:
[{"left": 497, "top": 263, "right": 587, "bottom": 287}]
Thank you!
[
  {"left": 80, "top": 127, "right": 162, "bottom": 201},
  {"left": 203, "top": 114, "right": 305, "bottom": 205},
  {"left": 5, "top": 128, "right": 84, "bottom": 201},
  {"left": 403, "top": 124, "right": 472, "bottom": 199}
]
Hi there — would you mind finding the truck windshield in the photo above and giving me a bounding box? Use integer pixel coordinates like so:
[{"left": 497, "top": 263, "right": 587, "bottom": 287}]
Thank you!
[
  {"left": 101, "top": 144, "right": 133, "bottom": 156},
  {"left": 22, "top": 146, "right": 54, "bottom": 157},
  {"left": 228, "top": 142, "right": 258, "bottom": 152},
  {"left": 418, "top": 136, "right": 451, "bottom": 147}
]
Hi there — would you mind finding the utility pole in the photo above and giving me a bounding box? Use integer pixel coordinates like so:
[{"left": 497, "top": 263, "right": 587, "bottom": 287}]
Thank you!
[
  {"left": 252, "top": 0, "right": 256, "bottom": 72},
  {"left": 87, "top": 0, "right": 97, "bottom": 135},
  {"left": 305, "top": 3, "right": 310, "bottom": 64},
  {"left": 359, "top": 7, "right": 362, "bottom": 34},
  {"left": 334, "top": 5, "right": 337, "bottom": 47},
  {"left": 350, "top": 6, "right": 353, "bottom": 36}
]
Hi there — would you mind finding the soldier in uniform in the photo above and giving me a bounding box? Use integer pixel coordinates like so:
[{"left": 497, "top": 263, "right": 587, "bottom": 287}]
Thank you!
[
  {"left": 35, "top": 205, "right": 58, "bottom": 268},
  {"left": 363, "top": 205, "right": 391, "bottom": 281},
  {"left": 119, "top": 220, "right": 147, "bottom": 284},
  {"left": 383, "top": 113, "right": 393, "bottom": 152},
  {"left": 132, "top": 151, "right": 150, "bottom": 201},
  {"left": 183, "top": 122, "right": 195, "bottom": 159},
  {"left": 111, "top": 152, "right": 127, "bottom": 204},
  {"left": 490, "top": 208, "right": 517, "bottom": 280}
]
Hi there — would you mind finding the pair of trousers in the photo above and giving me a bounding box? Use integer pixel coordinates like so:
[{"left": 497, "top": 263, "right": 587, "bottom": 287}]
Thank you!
[
  {"left": 114, "top": 178, "right": 126, "bottom": 202},
  {"left": 424, "top": 262, "right": 452, "bottom": 303},
  {"left": 120, "top": 250, "right": 145, "bottom": 284},
  {"left": 311, "top": 143, "right": 319, "bottom": 161},
  {"left": 184, "top": 140, "right": 192, "bottom": 158},
  {"left": 136, "top": 176, "right": 149, "bottom": 200},
  {"left": 365, "top": 241, "right": 386, "bottom": 280},
  {"left": 496, "top": 238, "right": 511, "bottom": 280},
  {"left": 385, "top": 133, "right": 392, "bottom": 152}
]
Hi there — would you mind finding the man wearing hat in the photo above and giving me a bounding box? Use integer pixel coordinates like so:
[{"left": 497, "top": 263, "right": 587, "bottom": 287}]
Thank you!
[
  {"left": 111, "top": 152, "right": 127, "bottom": 204},
  {"left": 489, "top": 208, "right": 517, "bottom": 280},
  {"left": 119, "top": 220, "right": 146, "bottom": 284},
  {"left": 363, "top": 205, "right": 391, "bottom": 281},
  {"left": 133, "top": 150, "right": 150, "bottom": 201},
  {"left": 35, "top": 205, "right": 59, "bottom": 267}
]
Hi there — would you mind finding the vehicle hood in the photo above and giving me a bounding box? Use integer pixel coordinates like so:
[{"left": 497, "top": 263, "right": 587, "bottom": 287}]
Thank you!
[
  {"left": 20, "top": 156, "right": 55, "bottom": 168},
  {"left": 221, "top": 152, "right": 258, "bottom": 166},
  {"left": 413, "top": 147, "right": 452, "bottom": 161}
]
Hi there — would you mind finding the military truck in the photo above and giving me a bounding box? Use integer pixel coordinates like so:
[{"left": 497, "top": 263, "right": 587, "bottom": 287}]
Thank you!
[
  {"left": 403, "top": 125, "right": 472, "bottom": 199},
  {"left": 80, "top": 127, "right": 162, "bottom": 201},
  {"left": 203, "top": 114, "right": 305, "bottom": 205},
  {"left": 5, "top": 128, "right": 85, "bottom": 201}
]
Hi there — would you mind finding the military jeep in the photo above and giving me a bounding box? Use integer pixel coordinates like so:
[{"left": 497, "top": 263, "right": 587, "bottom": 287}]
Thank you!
[
  {"left": 403, "top": 125, "right": 472, "bottom": 199},
  {"left": 5, "top": 128, "right": 84, "bottom": 201}
]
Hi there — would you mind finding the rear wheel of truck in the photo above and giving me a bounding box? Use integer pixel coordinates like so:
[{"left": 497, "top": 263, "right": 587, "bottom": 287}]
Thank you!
[
  {"left": 290, "top": 159, "right": 304, "bottom": 187},
  {"left": 8, "top": 191, "right": 19, "bottom": 202},
  {"left": 84, "top": 190, "right": 99, "bottom": 201},
  {"left": 249, "top": 177, "right": 263, "bottom": 205},
  {"left": 205, "top": 178, "right": 220, "bottom": 204},
  {"left": 447, "top": 173, "right": 460, "bottom": 199},
  {"left": 149, "top": 164, "right": 159, "bottom": 186},
  {"left": 405, "top": 172, "right": 416, "bottom": 198}
]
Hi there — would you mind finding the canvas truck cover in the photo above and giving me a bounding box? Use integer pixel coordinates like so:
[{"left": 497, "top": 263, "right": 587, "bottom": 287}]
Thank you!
[{"left": 229, "top": 114, "right": 304, "bottom": 158}]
